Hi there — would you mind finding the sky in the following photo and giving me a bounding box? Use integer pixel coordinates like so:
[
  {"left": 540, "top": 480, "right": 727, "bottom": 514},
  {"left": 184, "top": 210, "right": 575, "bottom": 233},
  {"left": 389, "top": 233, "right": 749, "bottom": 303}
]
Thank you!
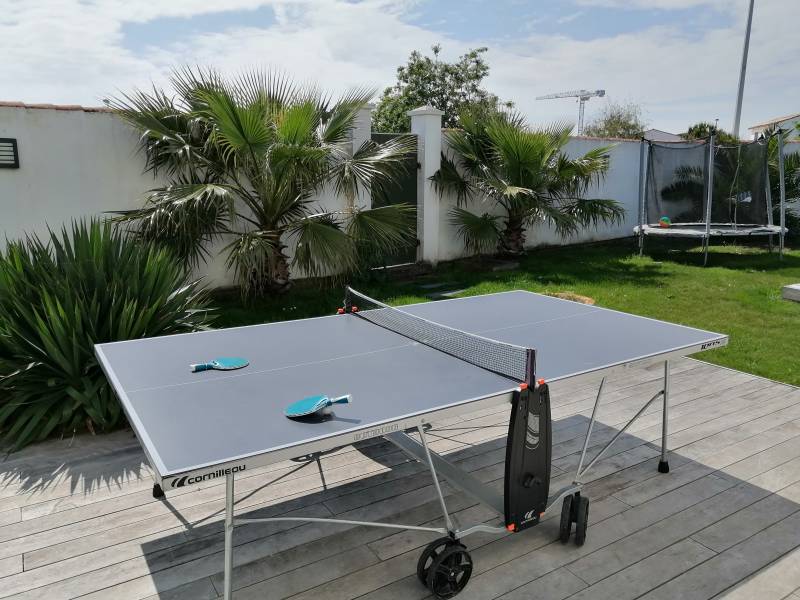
[{"left": 1, "top": 0, "right": 797, "bottom": 135}]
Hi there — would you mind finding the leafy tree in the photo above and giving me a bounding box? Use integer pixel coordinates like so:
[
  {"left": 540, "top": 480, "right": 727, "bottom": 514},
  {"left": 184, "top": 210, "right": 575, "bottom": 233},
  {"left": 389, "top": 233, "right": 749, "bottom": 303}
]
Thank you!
[
  {"left": 583, "top": 101, "right": 646, "bottom": 139},
  {"left": 432, "top": 111, "right": 624, "bottom": 255},
  {"left": 372, "top": 45, "right": 512, "bottom": 133},
  {"left": 682, "top": 121, "right": 739, "bottom": 145},
  {"left": 110, "top": 68, "right": 417, "bottom": 297}
]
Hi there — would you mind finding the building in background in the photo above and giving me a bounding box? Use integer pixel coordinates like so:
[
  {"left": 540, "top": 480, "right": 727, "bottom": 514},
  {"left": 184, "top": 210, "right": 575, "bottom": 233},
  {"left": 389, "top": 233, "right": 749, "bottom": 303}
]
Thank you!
[
  {"left": 643, "top": 129, "right": 683, "bottom": 142},
  {"left": 748, "top": 112, "right": 800, "bottom": 140}
]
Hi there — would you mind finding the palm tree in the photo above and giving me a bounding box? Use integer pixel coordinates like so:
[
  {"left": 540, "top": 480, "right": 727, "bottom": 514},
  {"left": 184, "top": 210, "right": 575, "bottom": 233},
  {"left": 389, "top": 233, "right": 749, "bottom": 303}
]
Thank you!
[
  {"left": 432, "top": 111, "right": 623, "bottom": 255},
  {"left": 109, "top": 68, "right": 417, "bottom": 296}
]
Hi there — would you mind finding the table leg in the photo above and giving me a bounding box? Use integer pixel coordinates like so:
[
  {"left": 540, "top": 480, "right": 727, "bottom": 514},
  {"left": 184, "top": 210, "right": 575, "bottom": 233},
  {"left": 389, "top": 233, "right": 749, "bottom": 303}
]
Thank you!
[
  {"left": 659, "top": 360, "right": 670, "bottom": 473},
  {"left": 224, "top": 472, "right": 235, "bottom": 599}
]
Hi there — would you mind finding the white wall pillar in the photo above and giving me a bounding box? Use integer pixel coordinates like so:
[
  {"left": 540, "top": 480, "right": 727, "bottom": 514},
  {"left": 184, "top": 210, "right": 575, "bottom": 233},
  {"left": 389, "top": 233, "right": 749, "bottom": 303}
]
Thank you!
[{"left": 408, "top": 106, "right": 443, "bottom": 265}]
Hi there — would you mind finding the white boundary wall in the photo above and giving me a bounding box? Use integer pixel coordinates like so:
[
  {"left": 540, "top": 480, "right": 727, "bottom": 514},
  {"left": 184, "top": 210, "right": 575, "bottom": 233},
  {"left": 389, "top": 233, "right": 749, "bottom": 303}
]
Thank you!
[
  {"left": 411, "top": 108, "right": 643, "bottom": 263},
  {"left": 433, "top": 133, "right": 642, "bottom": 262},
  {"left": 0, "top": 103, "right": 364, "bottom": 287},
  {"left": 2, "top": 102, "right": 649, "bottom": 287}
]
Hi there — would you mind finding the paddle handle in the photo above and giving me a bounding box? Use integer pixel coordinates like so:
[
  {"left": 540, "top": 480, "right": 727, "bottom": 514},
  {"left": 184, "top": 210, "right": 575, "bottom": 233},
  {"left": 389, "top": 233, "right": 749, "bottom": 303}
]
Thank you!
[
  {"left": 190, "top": 362, "right": 211, "bottom": 372},
  {"left": 331, "top": 395, "right": 351, "bottom": 405}
]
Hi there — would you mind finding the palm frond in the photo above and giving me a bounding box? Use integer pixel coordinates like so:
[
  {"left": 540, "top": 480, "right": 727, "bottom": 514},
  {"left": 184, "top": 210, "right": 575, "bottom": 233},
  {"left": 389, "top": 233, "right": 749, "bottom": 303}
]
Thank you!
[
  {"left": 229, "top": 68, "right": 299, "bottom": 109},
  {"left": 431, "top": 153, "right": 473, "bottom": 205},
  {"left": 275, "top": 101, "right": 320, "bottom": 146},
  {"left": 541, "top": 199, "right": 625, "bottom": 236},
  {"left": 196, "top": 86, "right": 271, "bottom": 164},
  {"left": 320, "top": 87, "right": 376, "bottom": 145},
  {"left": 449, "top": 207, "right": 501, "bottom": 255},
  {"left": 347, "top": 204, "right": 417, "bottom": 260},
  {"left": 289, "top": 213, "right": 356, "bottom": 278},
  {"left": 329, "top": 136, "right": 416, "bottom": 207},
  {"left": 113, "top": 183, "right": 234, "bottom": 267}
]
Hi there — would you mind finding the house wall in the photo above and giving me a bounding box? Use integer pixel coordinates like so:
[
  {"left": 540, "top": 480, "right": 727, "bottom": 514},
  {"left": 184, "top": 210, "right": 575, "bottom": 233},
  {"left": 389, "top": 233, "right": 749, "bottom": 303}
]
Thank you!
[
  {"left": 750, "top": 116, "right": 800, "bottom": 140},
  {"left": 0, "top": 103, "right": 357, "bottom": 287}
]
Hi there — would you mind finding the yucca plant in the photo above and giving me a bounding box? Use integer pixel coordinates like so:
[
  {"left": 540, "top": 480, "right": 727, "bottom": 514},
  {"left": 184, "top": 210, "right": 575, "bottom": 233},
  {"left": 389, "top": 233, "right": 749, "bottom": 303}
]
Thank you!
[
  {"left": 433, "top": 110, "right": 624, "bottom": 255},
  {"left": 109, "top": 67, "right": 417, "bottom": 297},
  {"left": 0, "top": 220, "right": 210, "bottom": 450}
]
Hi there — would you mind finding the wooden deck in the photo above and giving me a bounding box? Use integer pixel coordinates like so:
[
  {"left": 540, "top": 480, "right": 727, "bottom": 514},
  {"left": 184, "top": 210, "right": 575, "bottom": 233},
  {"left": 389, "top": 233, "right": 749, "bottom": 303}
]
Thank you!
[{"left": 2, "top": 357, "right": 800, "bottom": 600}]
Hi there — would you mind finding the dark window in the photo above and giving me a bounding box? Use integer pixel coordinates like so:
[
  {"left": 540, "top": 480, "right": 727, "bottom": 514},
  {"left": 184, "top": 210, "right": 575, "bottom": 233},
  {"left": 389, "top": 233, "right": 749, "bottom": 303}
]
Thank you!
[{"left": 0, "top": 138, "right": 19, "bottom": 168}]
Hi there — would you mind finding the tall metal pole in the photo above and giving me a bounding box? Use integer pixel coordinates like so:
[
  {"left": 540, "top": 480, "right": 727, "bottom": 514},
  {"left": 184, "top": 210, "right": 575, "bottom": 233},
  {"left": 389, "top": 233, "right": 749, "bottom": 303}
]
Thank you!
[{"left": 732, "top": 0, "right": 755, "bottom": 139}]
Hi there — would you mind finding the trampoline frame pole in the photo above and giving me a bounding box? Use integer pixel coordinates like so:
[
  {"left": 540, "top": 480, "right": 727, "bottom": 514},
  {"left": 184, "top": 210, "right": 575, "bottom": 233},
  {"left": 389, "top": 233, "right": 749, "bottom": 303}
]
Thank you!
[
  {"left": 638, "top": 139, "right": 647, "bottom": 257},
  {"left": 778, "top": 131, "right": 786, "bottom": 259},
  {"left": 704, "top": 135, "right": 715, "bottom": 266},
  {"left": 765, "top": 136, "right": 774, "bottom": 253}
]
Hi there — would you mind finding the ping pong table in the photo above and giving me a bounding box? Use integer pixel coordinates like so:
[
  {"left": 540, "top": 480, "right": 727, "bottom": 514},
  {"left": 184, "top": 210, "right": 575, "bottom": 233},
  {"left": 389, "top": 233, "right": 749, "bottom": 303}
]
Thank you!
[{"left": 95, "top": 287, "right": 727, "bottom": 599}]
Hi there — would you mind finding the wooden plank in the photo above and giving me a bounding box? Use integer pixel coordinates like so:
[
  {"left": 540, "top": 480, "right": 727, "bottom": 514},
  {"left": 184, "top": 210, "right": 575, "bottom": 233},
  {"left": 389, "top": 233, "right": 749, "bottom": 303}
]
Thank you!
[
  {"left": 0, "top": 509, "right": 20, "bottom": 527},
  {"left": 564, "top": 539, "right": 716, "bottom": 600},
  {"left": 691, "top": 482, "right": 800, "bottom": 553},
  {"left": 286, "top": 497, "right": 629, "bottom": 600},
  {"left": 0, "top": 555, "right": 22, "bottom": 578},
  {"left": 714, "top": 547, "right": 800, "bottom": 600},
  {"left": 0, "top": 360, "right": 797, "bottom": 600},
  {"left": 565, "top": 479, "right": 768, "bottom": 586},
  {"left": 495, "top": 567, "right": 587, "bottom": 600},
  {"left": 638, "top": 511, "right": 800, "bottom": 600},
  {"left": 140, "top": 578, "right": 218, "bottom": 600}
]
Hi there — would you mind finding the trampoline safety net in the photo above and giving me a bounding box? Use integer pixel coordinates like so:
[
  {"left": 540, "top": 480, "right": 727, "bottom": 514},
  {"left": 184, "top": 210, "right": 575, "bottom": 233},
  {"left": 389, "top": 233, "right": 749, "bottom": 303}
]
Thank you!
[{"left": 642, "top": 137, "right": 771, "bottom": 228}]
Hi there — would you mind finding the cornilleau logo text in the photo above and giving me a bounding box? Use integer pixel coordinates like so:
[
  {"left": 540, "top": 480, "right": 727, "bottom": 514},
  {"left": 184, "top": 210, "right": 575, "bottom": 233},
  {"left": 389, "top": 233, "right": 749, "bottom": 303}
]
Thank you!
[
  {"left": 170, "top": 465, "right": 246, "bottom": 488},
  {"left": 700, "top": 340, "right": 725, "bottom": 350},
  {"left": 353, "top": 423, "right": 400, "bottom": 441}
]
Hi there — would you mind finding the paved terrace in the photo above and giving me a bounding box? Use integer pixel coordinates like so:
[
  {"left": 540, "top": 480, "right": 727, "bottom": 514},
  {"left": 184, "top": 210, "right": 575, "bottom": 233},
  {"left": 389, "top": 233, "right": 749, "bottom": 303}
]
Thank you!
[{"left": 1, "top": 358, "right": 800, "bottom": 600}]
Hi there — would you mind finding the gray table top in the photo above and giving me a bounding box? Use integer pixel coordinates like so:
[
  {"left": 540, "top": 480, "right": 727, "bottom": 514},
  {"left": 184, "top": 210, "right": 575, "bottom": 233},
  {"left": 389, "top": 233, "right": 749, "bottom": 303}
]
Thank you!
[{"left": 96, "top": 290, "right": 727, "bottom": 479}]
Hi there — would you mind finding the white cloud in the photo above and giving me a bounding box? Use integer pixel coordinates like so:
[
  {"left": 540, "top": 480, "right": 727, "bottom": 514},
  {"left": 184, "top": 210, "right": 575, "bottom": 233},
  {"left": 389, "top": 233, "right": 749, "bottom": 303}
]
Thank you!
[
  {"left": 556, "top": 11, "right": 585, "bottom": 24},
  {"left": 0, "top": 0, "right": 796, "bottom": 135}
]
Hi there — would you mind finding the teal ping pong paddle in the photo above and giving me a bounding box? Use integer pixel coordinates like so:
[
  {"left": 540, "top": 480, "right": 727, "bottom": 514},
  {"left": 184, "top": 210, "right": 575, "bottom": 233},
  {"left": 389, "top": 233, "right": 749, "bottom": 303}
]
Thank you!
[
  {"left": 285, "top": 394, "right": 351, "bottom": 418},
  {"left": 190, "top": 357, "right": 249, "bottom": 373}
]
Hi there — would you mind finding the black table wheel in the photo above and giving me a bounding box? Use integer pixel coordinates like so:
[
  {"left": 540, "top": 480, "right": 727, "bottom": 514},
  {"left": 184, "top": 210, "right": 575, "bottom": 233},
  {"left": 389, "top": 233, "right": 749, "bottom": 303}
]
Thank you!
[
  {"left": 574, "top": 495, "right": 590, "bottom": 546},
  {"left": 152, "top": 484, "right": 164, "bottom": 499},
  {"left": 559, "top": 494, "right": 573, "bottom": 543},
  {"left": 426, "top": 544, "right": 473, "bottom": 598},
  {"left": 417, "top": 537, "right": 462, "bottom": 585}
]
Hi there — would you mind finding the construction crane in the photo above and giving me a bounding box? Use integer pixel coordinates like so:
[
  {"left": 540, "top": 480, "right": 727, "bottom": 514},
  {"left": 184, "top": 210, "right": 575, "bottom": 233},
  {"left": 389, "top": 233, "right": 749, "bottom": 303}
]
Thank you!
[{"left": 535, "top": 89, "right": 606, "bottom": 135}]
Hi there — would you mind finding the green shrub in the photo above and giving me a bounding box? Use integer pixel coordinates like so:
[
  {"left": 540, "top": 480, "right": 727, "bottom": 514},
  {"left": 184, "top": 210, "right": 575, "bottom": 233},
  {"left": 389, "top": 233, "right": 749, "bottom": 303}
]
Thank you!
[{"left": 0, "top": 220, "right": 211, "bottom": 450}]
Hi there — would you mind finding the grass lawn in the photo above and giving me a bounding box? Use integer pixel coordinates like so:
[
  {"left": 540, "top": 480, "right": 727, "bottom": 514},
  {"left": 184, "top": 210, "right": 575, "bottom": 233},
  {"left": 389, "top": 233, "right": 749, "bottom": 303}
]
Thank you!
[{"left": 213, "top": 238, "right": 800, "bottom": 386}]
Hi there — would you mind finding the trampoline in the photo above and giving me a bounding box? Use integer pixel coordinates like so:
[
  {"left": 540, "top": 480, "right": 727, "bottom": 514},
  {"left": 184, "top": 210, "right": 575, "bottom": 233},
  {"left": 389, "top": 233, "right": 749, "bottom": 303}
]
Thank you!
[{"left": 635, "top": 133, "right": 789, "bottom": 265}]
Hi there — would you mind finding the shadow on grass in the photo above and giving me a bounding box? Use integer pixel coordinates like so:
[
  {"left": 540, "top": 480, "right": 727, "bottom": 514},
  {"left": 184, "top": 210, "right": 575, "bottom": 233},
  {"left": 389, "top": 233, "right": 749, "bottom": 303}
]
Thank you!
[{"left": 642, "top": 238, "right": 800, "bottom": 271}]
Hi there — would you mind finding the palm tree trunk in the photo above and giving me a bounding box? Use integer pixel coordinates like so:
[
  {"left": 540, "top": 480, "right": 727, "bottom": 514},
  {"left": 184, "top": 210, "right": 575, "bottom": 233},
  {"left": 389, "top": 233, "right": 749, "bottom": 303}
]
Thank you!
[
  {"left": 270, "top": 251, "right": 292, "bottom": 292},
  {"left": 498, "top": 213, "right": 526, "bottom": 255}
]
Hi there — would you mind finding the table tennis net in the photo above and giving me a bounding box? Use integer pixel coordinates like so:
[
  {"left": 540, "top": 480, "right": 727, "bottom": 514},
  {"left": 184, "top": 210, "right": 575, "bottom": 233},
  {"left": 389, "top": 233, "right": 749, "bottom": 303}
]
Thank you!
[{"left": 345, "top": 287, "right": 534, "bottom": 383}]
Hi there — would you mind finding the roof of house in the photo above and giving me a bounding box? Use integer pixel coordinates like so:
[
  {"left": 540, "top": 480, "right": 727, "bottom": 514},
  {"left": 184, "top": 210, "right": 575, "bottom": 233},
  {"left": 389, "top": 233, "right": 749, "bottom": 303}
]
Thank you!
[
  {"left": 748, "top": 112, "right": 800, "bottom": 131},
  {"left": 643, "top": 128, "right": 683, "bottom": 142},
  {"left": 0, "top": 100, "right": 111, "bottom": 113}
]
